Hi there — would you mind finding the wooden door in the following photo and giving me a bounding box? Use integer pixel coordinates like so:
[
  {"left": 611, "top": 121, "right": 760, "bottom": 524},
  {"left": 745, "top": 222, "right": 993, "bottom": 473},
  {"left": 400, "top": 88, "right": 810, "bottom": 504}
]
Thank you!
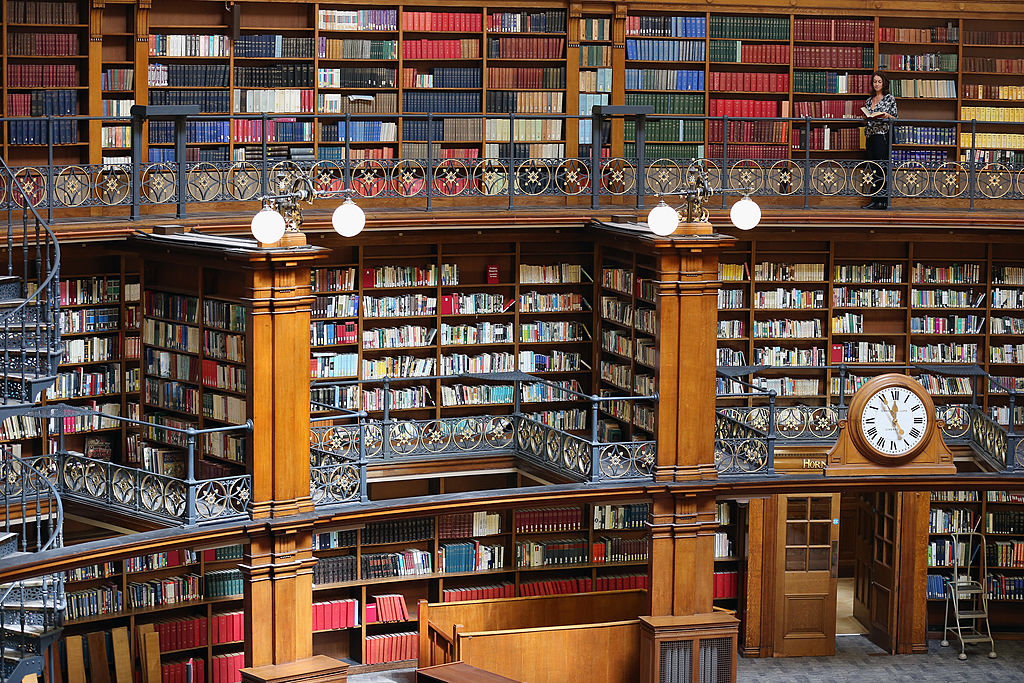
[
  {"left": 852, "top": 494, "right": 874, "bottom": 629},
  {"left": 773, "top": 494, "right": 840, "bottom": 657},
  {"left": 855, "top": 492, "right": 901, "bottom": 653}
]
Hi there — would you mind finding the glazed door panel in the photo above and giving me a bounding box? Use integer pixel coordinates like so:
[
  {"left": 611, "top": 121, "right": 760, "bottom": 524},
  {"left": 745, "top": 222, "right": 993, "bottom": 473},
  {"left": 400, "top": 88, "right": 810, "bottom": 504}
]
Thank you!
[{"left": 773, "top": 494, "right": 840, "bottom": 657}]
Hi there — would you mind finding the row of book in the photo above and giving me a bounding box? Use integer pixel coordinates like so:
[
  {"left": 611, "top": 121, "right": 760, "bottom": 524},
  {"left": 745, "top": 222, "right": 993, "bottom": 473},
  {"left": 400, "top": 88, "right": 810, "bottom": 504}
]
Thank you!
[
  {"left": 402, "top": 67, "right": 479, "bottom": 89},
  {"left": 486, "top": 91, "right": 564, "bottom": 115},
  {"left": 6, "top": 90, "right": 78, "bottom": 117},
  {"left": 148, "top": 63, "right": 229, "bottom": 88},
  {"left": 713, "top": 570, "right": 740, "bottom": 599},
  {"left": 794, "top": 17, "right": 874, "bottom": 42},
  {"left": 522, "top": 573, "right": 647, "bottom": 595},
  {"left": 879, "top": 53, "right": 957, "bottom": 72},
  {"left": 489, "top": 10, "right": 566, "bottom": 34},
  {"left": 625, "top": 39, "right": 704, "bottom": 63},
  {"left": 626, "top": 15, "right": 706, "bottom": 38},
  {"left": 235, "top": 64, "right": 315, "bottom": 88},
  {"left": 709, "top": 71, "right": 789, "bottom": 93},
  {"left": 794, "top": 72, "right": 872, "bottom": 95},
  {"left": 313, "top": 599, "right": 359, "bottom": 630},
  {"left": 9, "top": 0, "right": 78, "bottom": 23},
  {"left": 365, "top": 632, "right": 417, "bottom": 665},
  {"left": 710, "top": 41, "right": 789, "bottom": 64},
  {"left": 7, "top": 63, "right": 78, "bottom": 87},
  {"left": 9, "top": 33, "right": 78, "bottom": 56},
  {"left": 880, "top": 24, "right": 959, "bottom": 44},
  {"left": 8, "top": 120, "right": 79, "bottom": 145},
  {"left": 319, "top": 37, "right": 397, "bottom": 60},
  {"left": 489, "top": 66, "right": 565, "bottom": 89},
  {"left": 370, "top": 593, "right": 411, "bottom": 622},
  {"left": 317, "top": 8, "right": 397, "bottom": 31}
]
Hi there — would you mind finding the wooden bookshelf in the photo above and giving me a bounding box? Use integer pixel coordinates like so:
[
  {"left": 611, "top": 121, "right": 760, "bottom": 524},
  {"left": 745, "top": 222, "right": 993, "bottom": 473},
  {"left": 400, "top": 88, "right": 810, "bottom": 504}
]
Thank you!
[
  {"left": 596, "top": 246, "right": 658, "bottom": 442},
  {"left": 2, "top": 3, "right": 1023, "bottom": 166},
  {"left": 926, "top": 491, "right": 1024, "bottom": 638},
  {"left": 58, "top": 502, "right": 649, "bottom": 678},
  {"left": 715, "top": 237, "right": 1024, "bottom": 422},
  {"left": 308, "top": 238, "right": 598, "bottom": 428},
  {"left": 138, "top": 258, "right": 249, "bottom": 479}
]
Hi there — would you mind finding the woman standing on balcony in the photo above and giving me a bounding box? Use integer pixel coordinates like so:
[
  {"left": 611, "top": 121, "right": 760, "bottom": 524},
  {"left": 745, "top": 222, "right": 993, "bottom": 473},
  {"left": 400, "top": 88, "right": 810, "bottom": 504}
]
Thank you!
[{"left": 863, "top": 71, "right": 898, "bottom": 210}]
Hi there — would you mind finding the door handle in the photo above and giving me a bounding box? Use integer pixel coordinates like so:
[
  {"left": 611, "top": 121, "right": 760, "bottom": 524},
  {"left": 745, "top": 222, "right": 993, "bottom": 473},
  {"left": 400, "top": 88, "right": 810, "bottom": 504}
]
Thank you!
[{"left": 831, "top": 540, "right": 839, "bottom": 578}]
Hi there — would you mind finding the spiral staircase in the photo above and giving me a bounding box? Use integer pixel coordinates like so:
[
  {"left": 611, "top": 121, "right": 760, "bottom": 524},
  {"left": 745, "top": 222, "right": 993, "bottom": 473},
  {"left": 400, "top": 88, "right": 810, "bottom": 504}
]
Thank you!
[{"left": 0, "top": 159, "right": 66, "bottom": 683}]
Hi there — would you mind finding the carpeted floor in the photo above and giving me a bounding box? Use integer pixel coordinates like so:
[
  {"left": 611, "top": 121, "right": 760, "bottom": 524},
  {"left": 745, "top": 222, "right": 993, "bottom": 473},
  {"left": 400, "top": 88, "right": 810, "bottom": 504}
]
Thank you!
[{"left": 347, "top": 636, "right": 1024, "bottom": 682}]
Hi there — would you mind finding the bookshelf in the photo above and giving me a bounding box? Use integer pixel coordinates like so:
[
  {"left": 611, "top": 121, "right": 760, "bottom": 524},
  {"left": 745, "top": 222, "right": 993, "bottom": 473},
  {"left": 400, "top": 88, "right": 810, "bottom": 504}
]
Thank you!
[
  {"left": 309, "top": 239, "right": 596, "bottom": 429},
  {"left": 714, "top": 237, "right": 1024, "bottom": 424},
  {"left": 714, "top": 500, "right": 742, "bottom": 607},
  {"left": 597, "top": 247, "right": 657, "bottom": 442},
  {"left": 1, "top": 4, "right": 1022, "bottom": 166},
  {"left": 311, "top": 501, "right": 649, "bottom": 669},
  {"left": 139, "top": 259, "right": 249, "bottom": 480},
  {"left": 0, "top": 252, "right": 143, "bottom": 463},
  {"left": 60, "top": 544, "right": 247, "bottom": 683},
  {"left": 4, "top": 0, "right": 88, "bottom": 165},
  {"left": 926, "top": 491, "right": 1024, "bottom": 638},
  {"left": 61, "top": 502, "right": 650, "bottom": 677}
]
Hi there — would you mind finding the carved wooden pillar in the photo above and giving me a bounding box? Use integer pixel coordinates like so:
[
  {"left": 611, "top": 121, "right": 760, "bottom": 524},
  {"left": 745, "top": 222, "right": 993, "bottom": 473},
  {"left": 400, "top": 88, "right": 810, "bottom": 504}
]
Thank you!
[
  {"left": 653, "top": 226, "right": 732, "bottom": 481},
  {"left": 642, "top": 225, "right": 739, "bottom": 681},
  {"left": 238, "top": 247, "right": 345, "bottom": 680}
]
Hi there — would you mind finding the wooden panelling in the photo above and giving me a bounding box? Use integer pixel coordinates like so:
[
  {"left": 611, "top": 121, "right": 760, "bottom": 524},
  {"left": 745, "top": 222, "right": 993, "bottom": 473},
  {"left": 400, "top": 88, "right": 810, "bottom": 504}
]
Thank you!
[{"left": 458, "top": 620, "right": 641, "bottom": 683}]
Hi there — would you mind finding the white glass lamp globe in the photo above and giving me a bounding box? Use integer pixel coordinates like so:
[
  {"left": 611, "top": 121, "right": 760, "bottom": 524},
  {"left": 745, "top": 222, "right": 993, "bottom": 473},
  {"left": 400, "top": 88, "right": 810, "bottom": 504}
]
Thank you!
[
  {"left": 332, "top": 199, "right": 366, "bottom": 238},
  {"left": 646, "top": 201, "right": 680, "bottom": 237},
  {"left": 250, "top": 207, "right": 286, "bottom": 244},
  {"left": 730, "top": 196, "right": 761, "bottom": 231}
]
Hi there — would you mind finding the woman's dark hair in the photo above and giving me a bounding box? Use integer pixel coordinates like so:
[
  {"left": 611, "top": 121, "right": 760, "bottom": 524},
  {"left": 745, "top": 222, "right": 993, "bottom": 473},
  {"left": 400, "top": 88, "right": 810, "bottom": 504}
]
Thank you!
[{"left": 869, "top": 71, "right": 891, "bottom": 96}]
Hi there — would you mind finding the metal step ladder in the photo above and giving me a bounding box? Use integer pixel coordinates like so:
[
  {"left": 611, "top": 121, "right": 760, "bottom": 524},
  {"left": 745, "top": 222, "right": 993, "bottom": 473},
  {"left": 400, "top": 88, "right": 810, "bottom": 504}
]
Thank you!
[{"left": 940, "top": 531, "right": 996, "bottom": 660}]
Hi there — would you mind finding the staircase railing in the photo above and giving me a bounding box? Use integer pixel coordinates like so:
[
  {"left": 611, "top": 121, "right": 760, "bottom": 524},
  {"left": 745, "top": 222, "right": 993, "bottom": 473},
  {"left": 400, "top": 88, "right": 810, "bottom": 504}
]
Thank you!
[
  {"left": 0, "top": 455, "right": 64, "bottom": 683},
  {"left": 0, "top": 157, "right": 61, "bottom": 414}
]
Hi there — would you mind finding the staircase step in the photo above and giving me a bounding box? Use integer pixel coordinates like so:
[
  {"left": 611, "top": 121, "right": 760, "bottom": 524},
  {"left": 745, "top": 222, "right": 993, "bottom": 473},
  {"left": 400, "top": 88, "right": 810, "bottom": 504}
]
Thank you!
[
  {"left": 956, "top": 634, "right": 993, "bottom": 644},
  {"left": 1, "top": 599, "right": 54, "bottom": 611},
  {"left": 0, "top": 533, "right": 18, "bottom": 560},
  {"left": 955, "top": 610, "right": 987, "bottom": 619}
]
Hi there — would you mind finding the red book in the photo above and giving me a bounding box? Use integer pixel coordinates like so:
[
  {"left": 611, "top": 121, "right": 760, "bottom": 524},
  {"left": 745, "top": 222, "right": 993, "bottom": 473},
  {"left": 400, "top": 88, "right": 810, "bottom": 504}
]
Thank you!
[
  {"left": 831, "top": 344, "right": 843, "bottom": 363},
  {"left": 362, "top": 268, "right": 375, "bottom": 288}
]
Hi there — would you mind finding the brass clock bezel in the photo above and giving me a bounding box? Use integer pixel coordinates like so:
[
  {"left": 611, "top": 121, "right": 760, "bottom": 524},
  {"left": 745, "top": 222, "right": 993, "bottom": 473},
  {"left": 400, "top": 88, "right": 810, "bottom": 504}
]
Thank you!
[{"left": 846, "top": 373, "right": 937, "bottom": 466}]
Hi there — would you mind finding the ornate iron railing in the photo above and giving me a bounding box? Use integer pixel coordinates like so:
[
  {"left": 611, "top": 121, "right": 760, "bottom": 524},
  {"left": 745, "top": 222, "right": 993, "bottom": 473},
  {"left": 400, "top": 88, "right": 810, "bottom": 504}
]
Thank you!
[
  {"left": 716, "top": 364, "right": 1022, "bottom": 474},
  {"left": 5, "top": 114, "right": 1024, "bottom": 221},
  {"left": 16, "top": 405, "right": 252, "bottom": 526},
  {"left": 308, "top": 372, "right": 659, "bottom": 505}
]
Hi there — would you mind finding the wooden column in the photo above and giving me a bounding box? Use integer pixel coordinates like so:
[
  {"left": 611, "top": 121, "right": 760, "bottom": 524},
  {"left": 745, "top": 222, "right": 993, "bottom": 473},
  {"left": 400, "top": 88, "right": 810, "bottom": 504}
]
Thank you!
[
  {"left": 641, "top": 225, "right": 739, "bottom": 681},
  {"left": 240, "top": 247, "right": 332, "bottom": 675},
  {"left": 653, "top": 225, "right": 733, "bottom": 481}
]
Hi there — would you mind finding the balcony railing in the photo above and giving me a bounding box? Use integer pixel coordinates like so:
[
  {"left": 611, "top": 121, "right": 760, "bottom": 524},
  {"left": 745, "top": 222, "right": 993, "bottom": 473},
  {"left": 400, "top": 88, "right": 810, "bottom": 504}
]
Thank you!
[
  {"left": 18, "top": 405, "right": 252, "bottom": 526},
  {"left": 6, "top": 113, "right": 1024, "bottom": 223},
  {"left": 309, "top": 371, "right": 657, "bottom": 506},
  {"left": 716, "top": 363, "right": 1023, "bottom": 474}
]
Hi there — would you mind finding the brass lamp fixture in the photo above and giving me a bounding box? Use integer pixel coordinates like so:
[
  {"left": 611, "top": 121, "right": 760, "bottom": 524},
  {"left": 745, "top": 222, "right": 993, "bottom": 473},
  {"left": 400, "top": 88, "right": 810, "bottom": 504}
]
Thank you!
[
  {"left": 646, "top": 162, "right": 761, "bottom": 237},
  {"left": 250, "top": 173, "right": 366, "bottom": 247}
]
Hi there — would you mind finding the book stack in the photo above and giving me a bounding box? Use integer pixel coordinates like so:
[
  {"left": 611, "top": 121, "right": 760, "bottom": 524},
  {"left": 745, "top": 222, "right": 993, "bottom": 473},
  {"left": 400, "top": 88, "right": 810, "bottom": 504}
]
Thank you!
[
  {"left": 313, "top": 554, "right": 358, "bottom": 585},
  {"left": 212, "top": 611, "right": 243, "bottom": 643},
  {"left": 163, "top": 659, "right": 205, "bottom": 683},
  {"left": 312, "top": 599, "right": 359, "bottom": 629},
  {"left": 211, "top": 652, "right": 243, "bottom": 683},
  {"left": 442, "top": 583, "right": 515, "bottom": 602},
  {"left": 364, "top": 632, "right": 417, "bottom": 664},
  {"left": 714, "top": 570, "right": 740, "bottom": 599},
  {"left": 151, "top": 616, "right": 208, "bottom": 651},
  {"left": 369, "top": 594, "right": 410, "bottom": 622},
  {"left": 204, "top": 569, "right": 243, "bottom": 598}
]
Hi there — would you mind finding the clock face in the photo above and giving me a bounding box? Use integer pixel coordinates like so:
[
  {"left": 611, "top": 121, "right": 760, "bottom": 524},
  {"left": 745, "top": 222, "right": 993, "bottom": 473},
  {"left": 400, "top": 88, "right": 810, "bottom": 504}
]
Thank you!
[{"left": 859, "top": 386, "right": 929, "bottom": 457}]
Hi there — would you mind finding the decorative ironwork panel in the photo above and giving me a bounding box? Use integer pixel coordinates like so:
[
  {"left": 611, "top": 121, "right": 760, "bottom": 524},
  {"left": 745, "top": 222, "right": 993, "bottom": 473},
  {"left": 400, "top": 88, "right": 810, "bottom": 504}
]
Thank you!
[
  {"left": 933, "top": 162, "right": 968, "bottom": 198},
  {"left": 600, "top": 158, "right": 636, "bottom": 195},
  {"left": 555, "top": 158, "right": 590, "bottom": 195},
  {"left": 54, "top": 165, "right": 90, "bottom": 207},
  {"left": 195, "top": 476, "right": 252, "bottom": 521},
  {"left": 767, "top": 160, "right": 803, "bottom": 195},
  {"left": 186, "top": 162, "right": 224, "bottom": 202},
  {"left": 311, "top": 462, "right": 361, "bottom": 505}
]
